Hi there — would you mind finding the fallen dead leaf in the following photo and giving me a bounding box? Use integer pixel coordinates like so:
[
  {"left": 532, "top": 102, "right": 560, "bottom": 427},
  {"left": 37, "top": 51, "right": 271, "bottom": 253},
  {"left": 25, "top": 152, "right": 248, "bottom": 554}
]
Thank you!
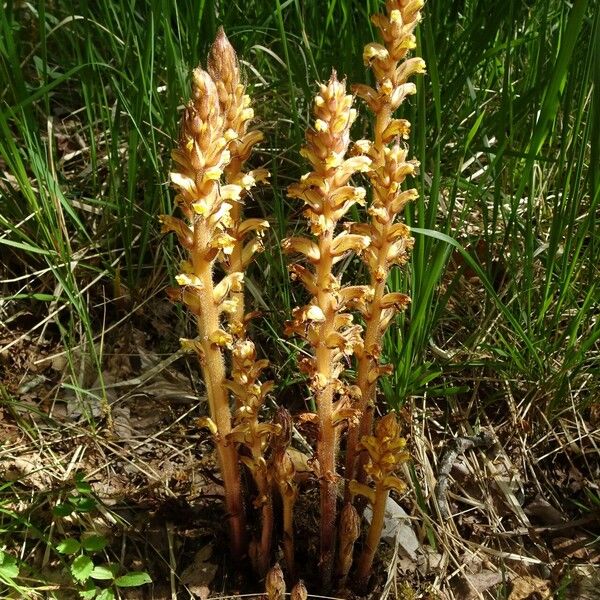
[
  {"left": 113, "top": 405, "right": 133, "bottom": 441},
  {"left": 461, "top": 569, "right": 504, "bottom": 599},
  {"left": 508, "top": 575, "right": 551, "bottom": 600},
  {"left": 524, "top": 494, "right": 564, "bottom": 525},
  {"left": 416, "top": 547, "right": 443, "bottom": 576},
  {"left": 180, "top": 543, "right": 217, "bottom": 600},
  {"left": 4, "top": 455, "right": 53, "bottom": 489},
  {"left": 552, "top": 535, "right": 599, "bottom": 562},
  {"left": 567, "top": 565, "right": 600, "bottom": 599}
]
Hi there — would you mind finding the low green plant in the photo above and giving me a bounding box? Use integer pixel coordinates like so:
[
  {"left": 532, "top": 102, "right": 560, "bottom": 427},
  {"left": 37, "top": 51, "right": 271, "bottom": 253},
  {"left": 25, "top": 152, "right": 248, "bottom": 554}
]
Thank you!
[
  {"left": 0, "top": 472, "right": 151, "bottom": 600},
  {"left": 52, "top": 474, "right": 151, "bottom": 600},
  {"left": 0, "top": 550, "right": 20, "bottom": 589},
  {"left": 55, "top": 532, "right": 151, "bottom": 600}
]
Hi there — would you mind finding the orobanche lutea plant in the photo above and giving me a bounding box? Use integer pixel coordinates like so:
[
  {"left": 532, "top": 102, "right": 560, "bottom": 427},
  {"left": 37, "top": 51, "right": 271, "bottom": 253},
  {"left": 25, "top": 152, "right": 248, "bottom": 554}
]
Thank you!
[{"left": 163, "top": 0, "right": 425, "bottom": 592}]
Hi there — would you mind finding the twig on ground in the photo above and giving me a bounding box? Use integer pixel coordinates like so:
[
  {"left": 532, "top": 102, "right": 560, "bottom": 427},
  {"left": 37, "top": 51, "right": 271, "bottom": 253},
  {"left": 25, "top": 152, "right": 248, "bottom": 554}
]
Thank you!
[{"left": 435, "top": 429, "right": 496, "bottom": 520}]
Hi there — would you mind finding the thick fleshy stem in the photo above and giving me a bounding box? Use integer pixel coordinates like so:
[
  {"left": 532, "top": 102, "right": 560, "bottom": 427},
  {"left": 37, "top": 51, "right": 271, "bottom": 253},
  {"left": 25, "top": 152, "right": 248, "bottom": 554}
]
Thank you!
[
  {"left": 354, "top": 479, "right": 388, "bottom": 588},
  {"left": 284, "top": 73, "right": 371, "bottom": 589},
  {"left": 272, "top": 408, "right": 298, "bottom": 579},
  {"left": 226, "top": 341, "right": 277, "bottom": 577},
  {"left": 193, "top": 256, "right": 247, "bottom": 562}
]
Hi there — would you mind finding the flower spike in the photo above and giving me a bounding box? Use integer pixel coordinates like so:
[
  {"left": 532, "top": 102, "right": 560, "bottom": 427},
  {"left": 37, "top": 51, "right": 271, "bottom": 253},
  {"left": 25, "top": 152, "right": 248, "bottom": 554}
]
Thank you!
[
  {"left": 162, "top": 28, "right": 269, "bottom": 568},
  {"left": 284, "top": 72, "right": 370, "bottom": 589},
  {"left": 345, "top": 0, "right": 425, "bottom": 508}
]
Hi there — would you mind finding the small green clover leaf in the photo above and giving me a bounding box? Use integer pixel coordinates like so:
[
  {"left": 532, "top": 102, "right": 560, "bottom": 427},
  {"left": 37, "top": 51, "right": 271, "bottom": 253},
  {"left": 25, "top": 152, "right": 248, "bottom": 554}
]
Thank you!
[
  {"left": 90, "top": 564, "right": 118, "bottom": 581},
  {"left": 0, "top": 551, "right": 19, "bottom": 579},
  {"left": 81, "top": 534, "right": 108, "bottom": 553},
  {"left": 78, "top": 580, "right": 97, "bottom": 599}
]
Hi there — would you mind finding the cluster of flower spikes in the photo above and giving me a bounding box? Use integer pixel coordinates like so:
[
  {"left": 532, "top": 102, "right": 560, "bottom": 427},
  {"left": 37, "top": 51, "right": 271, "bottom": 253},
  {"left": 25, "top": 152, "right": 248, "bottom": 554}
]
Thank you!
[
  {"left": 282, "top": 72, "right": 372, "bottom": 587},
  {"left": 205, "top": 30, "right": 278, "bottom": 577},
  {"left": 162, "top": 28, "right": 271, "bottom": 566},
  {"left": 345, "top": 0, "right": 426, "bottom": 490}
]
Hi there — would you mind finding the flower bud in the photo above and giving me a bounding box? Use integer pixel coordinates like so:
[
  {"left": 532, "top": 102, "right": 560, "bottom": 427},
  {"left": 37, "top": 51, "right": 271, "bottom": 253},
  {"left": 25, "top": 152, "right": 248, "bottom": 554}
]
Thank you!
[
  {"left": 273, "top": 407, "right": 293, "bottom": 449},
  {"left": 291, "top": 580, "right": 308, "bottom": 600},
  {"left": 265, "top": 563, "right": 285, "bottom": 600},
  {"left": 374, "top": 412, "right": 400, "bottom": 440}
]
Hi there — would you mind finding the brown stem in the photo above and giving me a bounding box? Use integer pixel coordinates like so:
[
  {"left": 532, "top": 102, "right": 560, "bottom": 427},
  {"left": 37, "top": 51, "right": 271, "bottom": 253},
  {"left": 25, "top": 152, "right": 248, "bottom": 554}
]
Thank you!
[
  {"left": 281, "top": 488, "right": 296, "bottom": 580},
  {"left": 355, "top": 484, "right": 388, "bottom": 590},
  {"left": 344, "top": 308, "right": 382, "bottom": 497},
  {"left": 273, "top": 410, "right": 297, "bottom": 580},
  {"left": 193, "top": 220, "right": 247, "bottom": 562},
  {"left": 253, "top": 464, "right": 274, "bottom": 577},
  {"left": 199, "top": 355, "right": 246, "bottom": 561},
  {"left": 314, "top": 227, "right": 338, "bottom": 589},
  {"left": 344, "top": 239, "right": 389, "bottom": 496}
]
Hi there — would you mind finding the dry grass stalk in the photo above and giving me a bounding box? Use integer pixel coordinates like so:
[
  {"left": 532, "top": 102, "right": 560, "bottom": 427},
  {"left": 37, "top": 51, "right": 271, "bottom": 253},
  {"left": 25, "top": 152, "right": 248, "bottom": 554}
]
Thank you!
[
  {"left": 283, "top": 72, "right": 371, "bottom": 588},
  {"left": 344, "top": 0, "right": 426, "bottom": 493},
  {"left": 163, "top": 29, "right": 268, "bottom": 563}
]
